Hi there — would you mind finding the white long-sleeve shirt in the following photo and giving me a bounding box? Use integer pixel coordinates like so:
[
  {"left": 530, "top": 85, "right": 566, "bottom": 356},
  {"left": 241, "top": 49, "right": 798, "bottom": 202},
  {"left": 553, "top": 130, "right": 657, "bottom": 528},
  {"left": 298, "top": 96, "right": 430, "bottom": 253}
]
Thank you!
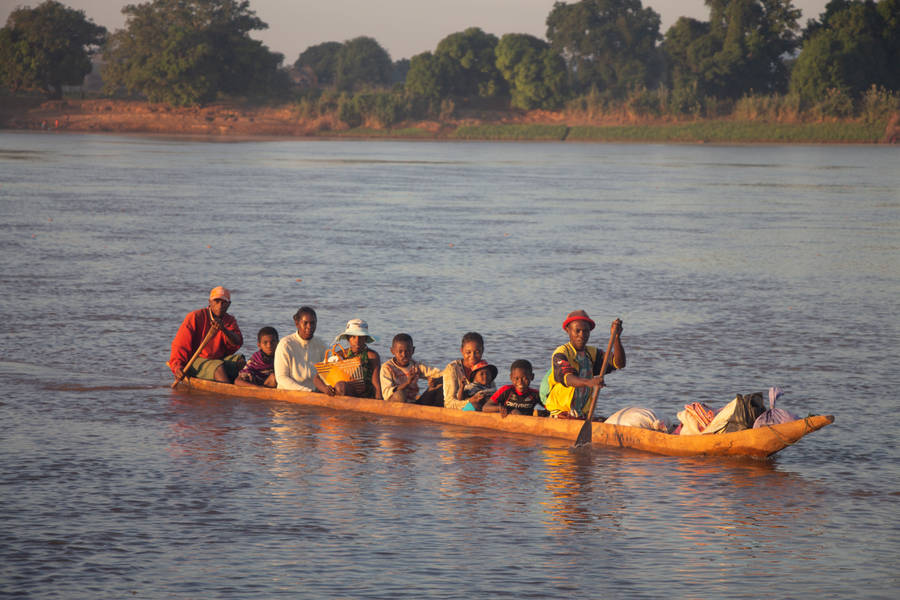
[{"left": 274, "top": 332, "right": 326, "bottom": 391}]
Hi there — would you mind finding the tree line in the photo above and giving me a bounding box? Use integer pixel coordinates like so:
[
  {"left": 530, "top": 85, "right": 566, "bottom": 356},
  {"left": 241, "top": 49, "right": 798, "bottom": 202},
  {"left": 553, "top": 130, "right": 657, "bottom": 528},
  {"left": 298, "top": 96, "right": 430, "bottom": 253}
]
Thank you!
[{"left": 2, "top": 0, "right": 898, "bottom": 122}]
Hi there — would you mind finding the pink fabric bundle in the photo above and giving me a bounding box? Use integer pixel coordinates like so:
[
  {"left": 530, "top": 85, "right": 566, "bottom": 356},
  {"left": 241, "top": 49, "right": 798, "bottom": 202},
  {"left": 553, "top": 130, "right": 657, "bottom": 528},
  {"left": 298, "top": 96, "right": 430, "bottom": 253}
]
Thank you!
[{"left": 685, "top": 402, "right": 715, "bottom": 430}]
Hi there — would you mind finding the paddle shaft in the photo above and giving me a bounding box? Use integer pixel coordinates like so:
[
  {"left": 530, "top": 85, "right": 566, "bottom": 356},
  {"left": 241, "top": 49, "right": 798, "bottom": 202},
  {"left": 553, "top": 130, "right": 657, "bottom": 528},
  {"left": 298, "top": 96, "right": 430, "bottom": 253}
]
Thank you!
[
  {"left": 171, "top": 323, "right": 217, "bottom": 388},
  {"left": 574, "top": 323, "right": 619, "bottom": 446}
]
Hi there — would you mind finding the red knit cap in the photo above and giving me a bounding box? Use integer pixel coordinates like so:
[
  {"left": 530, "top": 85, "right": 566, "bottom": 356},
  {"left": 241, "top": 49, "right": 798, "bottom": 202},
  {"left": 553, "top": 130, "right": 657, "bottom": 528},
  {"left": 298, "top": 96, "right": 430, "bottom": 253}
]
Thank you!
[{"left": 562, "top": 310, "right": 595, "bottom": 331}]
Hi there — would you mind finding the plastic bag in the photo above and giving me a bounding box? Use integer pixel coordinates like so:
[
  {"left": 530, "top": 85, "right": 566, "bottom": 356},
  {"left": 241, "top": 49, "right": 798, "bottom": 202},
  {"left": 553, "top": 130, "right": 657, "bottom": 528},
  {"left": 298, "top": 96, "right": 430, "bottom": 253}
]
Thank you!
[{"left": 753, "top": 387, "right": 799, "bottom": 427}]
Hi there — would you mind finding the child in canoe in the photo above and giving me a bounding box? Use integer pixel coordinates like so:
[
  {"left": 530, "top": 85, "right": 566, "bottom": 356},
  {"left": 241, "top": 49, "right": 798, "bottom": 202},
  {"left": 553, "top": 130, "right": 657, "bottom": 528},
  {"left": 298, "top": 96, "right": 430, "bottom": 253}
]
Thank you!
[
  {"left": 380, "top": 333, "right": 443, "bottom": 404},
  {"left": 333, "top": 319, "right": 382, "bottom": 399},
  {"left": 442, "top": 332, "right": 490, "bottom": 410},
  {"left": 483, "top": 359, "right": 541, "bottom": 416},
  {"left": 235, "top": 326, "right": 279, "bottom": 388},
  {"left": 459, "top": 360, "right": 498, "bottom": 411}
]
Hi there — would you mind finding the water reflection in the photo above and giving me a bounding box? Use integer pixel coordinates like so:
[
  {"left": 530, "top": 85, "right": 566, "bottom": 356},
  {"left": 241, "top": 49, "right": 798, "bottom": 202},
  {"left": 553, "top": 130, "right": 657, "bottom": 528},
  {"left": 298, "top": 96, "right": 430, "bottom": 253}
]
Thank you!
[
  {"left": 538, "top": 446, "right": 626, "bottom": 531},
  {"left": 166, "top": 395, "right": 246, "bottom": 469}
]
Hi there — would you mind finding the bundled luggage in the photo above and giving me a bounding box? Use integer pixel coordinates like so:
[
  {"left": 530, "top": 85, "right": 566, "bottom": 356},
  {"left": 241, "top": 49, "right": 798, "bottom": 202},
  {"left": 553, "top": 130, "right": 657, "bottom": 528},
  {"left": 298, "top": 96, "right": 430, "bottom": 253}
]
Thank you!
[
  {"left": 753, "top": 386, "right": 800, "bottom": 427},
  {"left": 605, "top": 407, "right": 669, "bottom": 432}
]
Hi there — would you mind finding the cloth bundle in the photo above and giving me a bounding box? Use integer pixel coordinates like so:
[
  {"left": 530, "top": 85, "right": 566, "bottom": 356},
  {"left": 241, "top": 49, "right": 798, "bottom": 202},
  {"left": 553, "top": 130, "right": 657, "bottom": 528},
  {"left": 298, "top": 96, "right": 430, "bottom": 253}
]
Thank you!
[
  {"left": 677, "top": 393, "right": 766, "bottom": 435},
  {"left": 753, "top": 386, "right": 800, "bottom": 427},
  {"left": 605, "top": 407, "right": 669, "bottom": 432},
  {"left": 677, "top": 402, "right": 716, "bottom": 435}
]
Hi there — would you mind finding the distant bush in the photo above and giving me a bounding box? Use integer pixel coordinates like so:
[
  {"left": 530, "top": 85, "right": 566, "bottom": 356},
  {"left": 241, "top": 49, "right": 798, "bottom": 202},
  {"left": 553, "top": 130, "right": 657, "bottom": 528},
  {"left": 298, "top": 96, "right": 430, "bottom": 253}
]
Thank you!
[
  {"left": 667, "top": 85, "right": 704, "bottom": 116},
  {"left": 733, "top": 93, "right": 802, "bottom": 122},
  {"left": 624, "top": 86, "right": 664, "bottom": 118},
  {"left": 371, "top": 93, "right": 403, "bottom": 127},
  {"left": 337, "top": 93, "right": 361, "bottom": 127},
  {"left": 811, "top": 88, "right": 855, "bottom": 120},
  {"left": 860, "top": 86, "right": 900, "bottom": 124}
]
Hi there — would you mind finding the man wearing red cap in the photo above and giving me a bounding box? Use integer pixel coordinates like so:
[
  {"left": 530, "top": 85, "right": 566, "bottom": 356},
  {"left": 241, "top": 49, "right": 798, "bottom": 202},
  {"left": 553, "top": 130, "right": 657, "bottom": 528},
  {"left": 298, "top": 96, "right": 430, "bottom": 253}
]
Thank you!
[
  {"left": 168, "top": 286, "right": 244, "bottom": 383},
  {"left": 544, "top": 310, "right": 625, "bottom": 418}
]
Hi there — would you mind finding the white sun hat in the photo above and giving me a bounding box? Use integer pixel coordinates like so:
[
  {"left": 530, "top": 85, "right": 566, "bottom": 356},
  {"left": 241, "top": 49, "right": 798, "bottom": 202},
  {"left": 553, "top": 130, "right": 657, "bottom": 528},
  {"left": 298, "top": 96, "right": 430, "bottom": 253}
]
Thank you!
[{"left": 334, "top": 318, "right": 377, "bottom": 344}]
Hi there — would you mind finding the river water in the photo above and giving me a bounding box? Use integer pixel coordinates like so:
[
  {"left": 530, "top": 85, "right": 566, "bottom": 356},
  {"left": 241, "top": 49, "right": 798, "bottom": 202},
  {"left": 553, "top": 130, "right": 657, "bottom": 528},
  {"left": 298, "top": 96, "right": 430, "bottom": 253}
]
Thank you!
[{"left": 1, "top": 131, "right": 898, "bottom": 599}]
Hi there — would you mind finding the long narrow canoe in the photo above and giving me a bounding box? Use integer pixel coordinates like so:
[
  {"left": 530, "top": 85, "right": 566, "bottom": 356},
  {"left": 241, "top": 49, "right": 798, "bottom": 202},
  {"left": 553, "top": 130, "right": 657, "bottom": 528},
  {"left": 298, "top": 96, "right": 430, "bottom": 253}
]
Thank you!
[{"left": 175, "top": 377, "right": 834, "bottom": 459}]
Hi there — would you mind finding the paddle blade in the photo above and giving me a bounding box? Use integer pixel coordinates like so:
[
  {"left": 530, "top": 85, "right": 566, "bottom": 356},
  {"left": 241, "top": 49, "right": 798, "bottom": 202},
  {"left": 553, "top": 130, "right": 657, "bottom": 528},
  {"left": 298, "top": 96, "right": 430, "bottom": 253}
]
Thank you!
[{"left": 574, "top": 418, "right": 592, "bottom": 447}]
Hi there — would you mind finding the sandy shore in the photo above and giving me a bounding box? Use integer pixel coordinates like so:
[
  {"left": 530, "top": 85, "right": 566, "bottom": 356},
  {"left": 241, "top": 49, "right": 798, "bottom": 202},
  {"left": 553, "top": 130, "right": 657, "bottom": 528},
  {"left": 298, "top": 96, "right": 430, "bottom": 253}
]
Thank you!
[{"left": 2, "top": 97, "right": 897, "bottom": 143}]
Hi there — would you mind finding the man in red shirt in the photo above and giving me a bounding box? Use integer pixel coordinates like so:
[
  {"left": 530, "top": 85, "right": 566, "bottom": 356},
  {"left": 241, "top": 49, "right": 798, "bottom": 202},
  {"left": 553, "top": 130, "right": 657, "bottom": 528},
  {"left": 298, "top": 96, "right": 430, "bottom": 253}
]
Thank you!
[{"left": 168, "top": 286, "right": 244, "bottom": 383}]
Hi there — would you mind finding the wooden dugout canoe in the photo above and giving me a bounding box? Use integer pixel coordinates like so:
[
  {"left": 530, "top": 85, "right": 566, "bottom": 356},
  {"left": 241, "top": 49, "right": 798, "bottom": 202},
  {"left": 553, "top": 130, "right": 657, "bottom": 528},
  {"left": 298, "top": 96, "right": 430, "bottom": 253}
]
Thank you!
[{"left": 175, "top": 377, "right": 834, "bottom": 459}]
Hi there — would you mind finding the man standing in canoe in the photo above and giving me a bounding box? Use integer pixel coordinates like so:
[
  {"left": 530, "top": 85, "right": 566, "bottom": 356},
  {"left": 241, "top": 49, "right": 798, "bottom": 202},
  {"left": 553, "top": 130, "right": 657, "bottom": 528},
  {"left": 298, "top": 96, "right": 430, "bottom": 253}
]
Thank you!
[
  {"left": 168, "top": 286, "right": 244, "bottom": 383},
  {"left": 544, "top": 310, "right": 625, "bottom": 418}
]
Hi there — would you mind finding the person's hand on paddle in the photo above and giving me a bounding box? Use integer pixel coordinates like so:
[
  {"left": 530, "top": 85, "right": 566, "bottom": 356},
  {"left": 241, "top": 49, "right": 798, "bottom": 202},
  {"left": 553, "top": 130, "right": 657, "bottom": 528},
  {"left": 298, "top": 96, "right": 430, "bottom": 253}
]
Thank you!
[
  {"left": 209, "top": 316, "right": 223, "bottom": 333},
  {"left": 589, "top": 374, "right": 605, "bottom": 389},
  {"left": 610, "top": 318, "right": 622, "bottom": 338},
  {"left": 209, "top": 314, "right": 242, "bottom": 347},
  {"left": 174, "top": 366, "right": 185, "bottom": 381}
]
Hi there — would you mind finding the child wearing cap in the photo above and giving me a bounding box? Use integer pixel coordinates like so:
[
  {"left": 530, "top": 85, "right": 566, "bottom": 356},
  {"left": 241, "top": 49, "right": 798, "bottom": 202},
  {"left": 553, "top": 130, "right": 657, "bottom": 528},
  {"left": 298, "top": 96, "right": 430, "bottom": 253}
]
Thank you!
[
  {"left": 544, "top": 310, "right": 625, "bottom": 419},
  {"left": 235, "top": 327, "right": 279, "bottom": 388},
  {"left": 483, "top": 359, "right": 542, "bottom": 416},
  {"left": 458, "top": 360, "right": 498, "bottom": 411},
  {"left": 333, "top": 319, "right": 382, "bottom": 399}
]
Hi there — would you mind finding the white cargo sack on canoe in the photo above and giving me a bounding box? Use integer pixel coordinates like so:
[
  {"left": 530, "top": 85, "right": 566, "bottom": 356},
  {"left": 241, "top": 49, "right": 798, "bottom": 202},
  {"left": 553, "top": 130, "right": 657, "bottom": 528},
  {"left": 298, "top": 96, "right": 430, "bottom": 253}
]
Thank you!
[{"left": 605, "top": 407, "right": 669, "bottom": 432}]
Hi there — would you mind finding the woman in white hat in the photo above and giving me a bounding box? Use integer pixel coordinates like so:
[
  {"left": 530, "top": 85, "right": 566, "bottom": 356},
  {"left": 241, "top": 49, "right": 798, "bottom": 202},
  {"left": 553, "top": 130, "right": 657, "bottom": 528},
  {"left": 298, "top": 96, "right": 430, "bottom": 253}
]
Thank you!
[{"left": 333, "top": 319, "right": 382, "bottom": 399}]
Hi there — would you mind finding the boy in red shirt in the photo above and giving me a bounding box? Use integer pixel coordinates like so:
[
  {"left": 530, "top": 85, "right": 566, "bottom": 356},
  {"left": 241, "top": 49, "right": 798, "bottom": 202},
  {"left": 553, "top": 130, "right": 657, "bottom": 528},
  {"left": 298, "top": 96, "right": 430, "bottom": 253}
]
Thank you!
[{"left": 484, "top": 359, "right": 542, "bottom": 416}]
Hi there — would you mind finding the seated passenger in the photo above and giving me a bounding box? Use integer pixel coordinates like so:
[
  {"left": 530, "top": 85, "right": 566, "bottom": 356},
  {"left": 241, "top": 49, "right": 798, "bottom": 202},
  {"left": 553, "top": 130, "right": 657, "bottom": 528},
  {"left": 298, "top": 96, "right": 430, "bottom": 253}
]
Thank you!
[
  {"left": 483, "top": 359, "right": 541, "bottom": 416},
  {"left": 332, "top": 319, "right": 382, "bottom": 399},
  {"left": 380, "top": 333, "right": 443, "bottom": 404},
  {"left": 442, "top": 332, "right": 489, "bottom": 410},
  {"left": 544, "top": 310, "right": 625, "bottom": 419},
  {"left": 274, "top": 306, "right": 334, "bottom": 395},
  {"left": 235, "top": 326, "right": 279, "bottom": 388},
  {"left": 459, "top": 360, "right": 498, "bottom": 411},
  {"left": 168, "top": 286, "right": 244, "bottom": 384}
]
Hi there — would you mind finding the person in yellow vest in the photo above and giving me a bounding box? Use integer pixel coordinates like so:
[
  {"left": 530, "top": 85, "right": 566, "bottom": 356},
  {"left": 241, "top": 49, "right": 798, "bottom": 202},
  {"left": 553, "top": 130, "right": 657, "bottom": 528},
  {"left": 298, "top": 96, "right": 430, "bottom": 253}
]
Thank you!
[{"left": 544, "top": 310, "right": 625, "bottom": 418}]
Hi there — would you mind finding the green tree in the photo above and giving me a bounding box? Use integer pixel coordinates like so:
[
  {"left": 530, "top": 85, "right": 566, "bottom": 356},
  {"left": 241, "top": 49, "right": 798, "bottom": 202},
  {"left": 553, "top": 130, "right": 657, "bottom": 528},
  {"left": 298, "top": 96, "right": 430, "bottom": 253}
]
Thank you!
[
  {"left": 494, "top": 34, "right": 567, "bottom": 109},
  {"left": 0, "top": 0, "right": 106, "bottom": 98},
  {"left": 879, "top": 0, "right": 900, "bottom": 88},
  {"left": 391, "top": 58, "right": 410, "bottom": 86},
  {"left": 663, "top": 0, "right": 801, "bottom": 99},
  {"left": 546, "top": 0, "right": 663, "bottom": 97},
  {"left": 403, "top": 51, "right": 450, "bottom": 100},
  {"left": 102, "top": 0, "right": 284, "bottom": 106},
  {"left": 791, "top": 0, "right": 897, "bottom": 104},
  {"left": 295, "top": 41, "right": 342, "bottom": 86},
  {"left": 434, "top": 27, "right": 505, "bottom": 99},
  {"left": 661, "top": 17, "right": 712, "bottom": 90},
  {"left": 334, "top": 36, "right": 392, "bottom": 91}
]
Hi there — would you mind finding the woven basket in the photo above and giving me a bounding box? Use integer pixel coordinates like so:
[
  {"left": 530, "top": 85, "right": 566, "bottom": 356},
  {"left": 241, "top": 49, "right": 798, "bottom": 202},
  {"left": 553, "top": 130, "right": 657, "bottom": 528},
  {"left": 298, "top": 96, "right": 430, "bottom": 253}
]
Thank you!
[{"left": 315, "top": 344, "right": 364, "bottom": 387}]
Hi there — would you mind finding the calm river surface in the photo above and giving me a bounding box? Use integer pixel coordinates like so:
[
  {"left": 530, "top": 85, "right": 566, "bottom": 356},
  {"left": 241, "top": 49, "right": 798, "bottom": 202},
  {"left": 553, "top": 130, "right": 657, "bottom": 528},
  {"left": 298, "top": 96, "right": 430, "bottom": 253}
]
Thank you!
[{"left": 1, "top": 132, "right": 898, "bottom": 599}]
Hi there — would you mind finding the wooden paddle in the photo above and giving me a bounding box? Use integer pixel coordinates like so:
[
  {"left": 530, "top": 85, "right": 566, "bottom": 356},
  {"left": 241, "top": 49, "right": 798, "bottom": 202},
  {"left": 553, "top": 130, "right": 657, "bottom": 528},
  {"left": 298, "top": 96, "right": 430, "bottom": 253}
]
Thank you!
[
  {"left": 574, "top": 321, "right": 620, "bottom": 447},
  {"left": 171, "top": 325, "right": 217, "bottom": 388}
]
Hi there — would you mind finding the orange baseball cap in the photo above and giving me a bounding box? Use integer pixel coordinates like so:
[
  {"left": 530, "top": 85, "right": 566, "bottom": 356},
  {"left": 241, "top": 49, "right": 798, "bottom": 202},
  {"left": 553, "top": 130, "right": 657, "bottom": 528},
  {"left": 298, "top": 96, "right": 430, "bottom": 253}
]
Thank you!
[{"left": 209, "top": 286, "right": 231, "bottom": 302}]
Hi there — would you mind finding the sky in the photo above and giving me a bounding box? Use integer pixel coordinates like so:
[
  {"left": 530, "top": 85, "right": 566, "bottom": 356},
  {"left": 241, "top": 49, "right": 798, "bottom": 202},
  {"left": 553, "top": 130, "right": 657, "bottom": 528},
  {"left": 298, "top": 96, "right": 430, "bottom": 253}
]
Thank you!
[{"left": 0, "top": 0, "right": 829, "bottom": 62}]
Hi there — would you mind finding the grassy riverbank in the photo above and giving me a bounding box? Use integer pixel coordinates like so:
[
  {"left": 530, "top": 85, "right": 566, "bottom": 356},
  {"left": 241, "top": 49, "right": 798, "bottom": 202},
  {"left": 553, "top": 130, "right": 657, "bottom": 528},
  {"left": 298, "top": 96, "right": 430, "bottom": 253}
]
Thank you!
[
  {"left": 2, "top": 97, "right": 897, "bottom": 143},
  {"left": 339, "top": 120, "right": 889, "bottom": 143}
]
